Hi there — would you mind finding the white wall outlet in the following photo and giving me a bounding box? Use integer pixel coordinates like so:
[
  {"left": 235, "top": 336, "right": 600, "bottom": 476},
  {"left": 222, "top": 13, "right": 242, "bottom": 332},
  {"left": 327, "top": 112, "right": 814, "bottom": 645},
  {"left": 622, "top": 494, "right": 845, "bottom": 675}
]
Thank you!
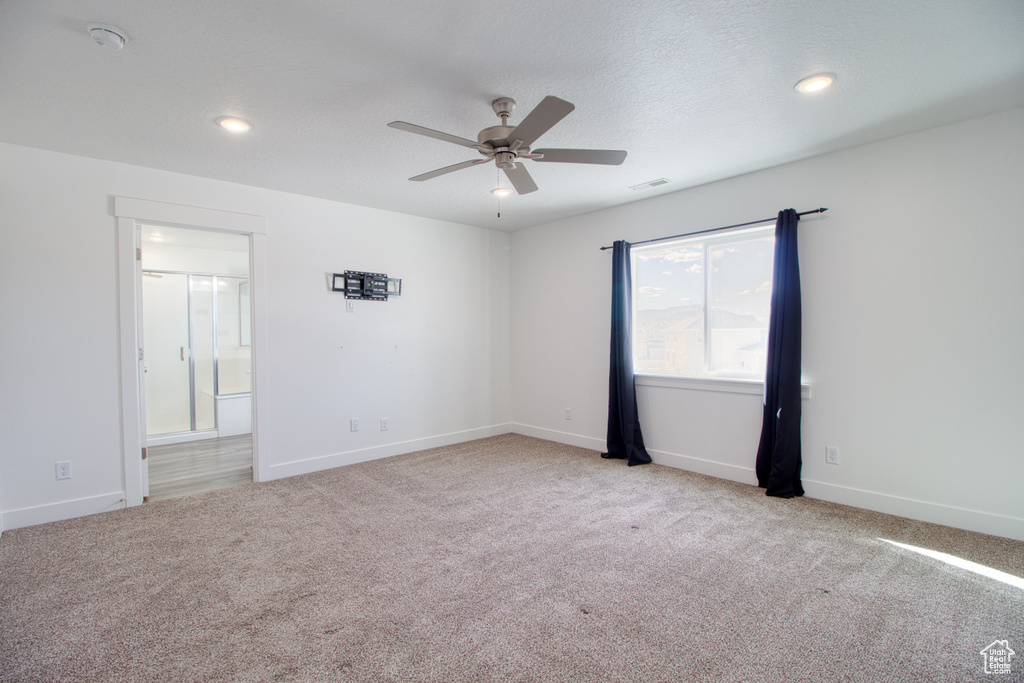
[
  {"left": 350, "top": 418, "right": 359, "bottom": 432},
  {"left": 825, "top": 446, "right": 839, "bottom": 465},
  {"left": 56, "top": 461, "right": 72, "bottom": 480},
  {"left": 565, "top": 408, "right": 573, "bottom": 421},
  {"left": 346, "top": 301, "right": 355, "bottom": 313},
  {"left": 380, "top": 417, "right": 389, "bottom": 431}
]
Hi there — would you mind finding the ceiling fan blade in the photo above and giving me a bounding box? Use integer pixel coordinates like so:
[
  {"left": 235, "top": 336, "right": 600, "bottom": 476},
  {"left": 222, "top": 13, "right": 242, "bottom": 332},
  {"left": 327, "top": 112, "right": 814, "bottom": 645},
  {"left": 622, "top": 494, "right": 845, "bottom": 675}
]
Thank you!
[
  {"left": 388, "top": 121, "right": 490, "bottom": 152},
  {"left": 507, "top": 96, "right": 575, "bottom": 148},
  {"left": 409, "top": 158, "right": 489, "bottom": 181},
  {"left": 503, "top": 163, "right": 539, "bottom": 195},
  {"left": 532, "top": 148, "right": 628, "bottom": 165}
]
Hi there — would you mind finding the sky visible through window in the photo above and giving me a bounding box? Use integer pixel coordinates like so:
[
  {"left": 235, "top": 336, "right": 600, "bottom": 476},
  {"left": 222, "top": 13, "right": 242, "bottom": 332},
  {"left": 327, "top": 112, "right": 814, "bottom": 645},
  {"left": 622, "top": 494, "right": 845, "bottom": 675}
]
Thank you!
[{"left": 633, "top": 230, "right": 774, "bottom": 378}]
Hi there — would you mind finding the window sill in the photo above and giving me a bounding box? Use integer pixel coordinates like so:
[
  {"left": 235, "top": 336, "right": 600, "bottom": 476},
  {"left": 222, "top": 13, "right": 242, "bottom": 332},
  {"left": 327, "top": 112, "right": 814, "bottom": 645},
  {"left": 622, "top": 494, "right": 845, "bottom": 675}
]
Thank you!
[{"left": 635, "top": 374, "right": 812, "bottom": 399}]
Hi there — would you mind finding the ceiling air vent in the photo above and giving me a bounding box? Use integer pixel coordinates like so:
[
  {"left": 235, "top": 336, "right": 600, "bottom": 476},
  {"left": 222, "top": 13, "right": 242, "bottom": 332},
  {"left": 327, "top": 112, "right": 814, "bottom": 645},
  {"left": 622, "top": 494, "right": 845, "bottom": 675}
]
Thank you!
[{"left": 629, "top": 178, "right": 670, "bottom": 191}]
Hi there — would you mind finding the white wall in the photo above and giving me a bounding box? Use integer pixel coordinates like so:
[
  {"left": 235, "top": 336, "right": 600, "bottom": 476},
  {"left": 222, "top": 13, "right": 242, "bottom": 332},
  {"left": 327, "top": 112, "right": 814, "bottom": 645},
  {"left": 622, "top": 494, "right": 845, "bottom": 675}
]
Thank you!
[
  {"left": 143, "top": 243, "right": 250, "bottom": 276},
  {"left": 3, "top": 108, "right": 1021, "bottom": 541},
  {"left": 510, "top": 107, "right": 1024, "bottom": 541},
  {"left": 0, "top": 142, "right": 511, "bottom": 528}
]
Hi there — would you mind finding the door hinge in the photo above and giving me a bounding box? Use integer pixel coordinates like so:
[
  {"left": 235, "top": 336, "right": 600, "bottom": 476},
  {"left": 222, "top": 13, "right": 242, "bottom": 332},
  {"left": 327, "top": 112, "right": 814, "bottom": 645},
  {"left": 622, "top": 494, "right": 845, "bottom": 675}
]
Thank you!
[
  {"left": 141, "top": 447, "right": 148, "bottom": 460},
  {"left": 136, "top": 247, "right": 142, "bottom": 261},
  {"left": 138, "top": 348, "right": 144, "bottom": 361}
]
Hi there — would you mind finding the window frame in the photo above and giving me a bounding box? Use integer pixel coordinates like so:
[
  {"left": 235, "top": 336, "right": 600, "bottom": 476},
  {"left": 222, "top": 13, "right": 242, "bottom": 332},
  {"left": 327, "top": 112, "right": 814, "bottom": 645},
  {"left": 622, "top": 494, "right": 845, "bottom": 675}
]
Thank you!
[{"left": 631, "top": 225, "right": 776, "bottom": 385}]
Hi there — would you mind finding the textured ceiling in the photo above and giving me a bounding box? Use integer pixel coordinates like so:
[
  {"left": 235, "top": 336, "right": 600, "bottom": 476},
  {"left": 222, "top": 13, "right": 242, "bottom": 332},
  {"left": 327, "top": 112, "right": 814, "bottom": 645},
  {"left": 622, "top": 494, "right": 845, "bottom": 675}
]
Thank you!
[{"left": 1, "top": 0, "right": 1023, "bottom": 231}]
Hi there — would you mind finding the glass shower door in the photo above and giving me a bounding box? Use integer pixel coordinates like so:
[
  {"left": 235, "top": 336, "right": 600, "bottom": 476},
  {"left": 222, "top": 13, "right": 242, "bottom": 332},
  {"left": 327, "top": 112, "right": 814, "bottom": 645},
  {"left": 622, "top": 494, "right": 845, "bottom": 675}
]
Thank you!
[
  {"left": 191, "top": 276, "right": 216, "bottom": 431},
  {"left": 142, "top": 273, "right": 217, "bottom": 436}
]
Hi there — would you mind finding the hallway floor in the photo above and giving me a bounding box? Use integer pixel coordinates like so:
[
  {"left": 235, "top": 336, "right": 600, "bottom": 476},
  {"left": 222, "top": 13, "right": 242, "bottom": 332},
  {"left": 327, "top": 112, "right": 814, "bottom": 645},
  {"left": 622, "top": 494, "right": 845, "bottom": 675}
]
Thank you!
[{"left": 147, "top": 435, "right": 252, "bottom": 502}]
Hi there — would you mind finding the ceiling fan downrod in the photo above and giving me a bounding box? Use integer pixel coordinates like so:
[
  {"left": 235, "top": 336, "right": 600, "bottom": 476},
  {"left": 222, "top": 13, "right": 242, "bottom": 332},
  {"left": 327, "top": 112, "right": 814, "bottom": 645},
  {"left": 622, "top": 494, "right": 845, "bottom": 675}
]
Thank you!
[{"left": 491, "top": 97, "right": 516, "bottom": 125}]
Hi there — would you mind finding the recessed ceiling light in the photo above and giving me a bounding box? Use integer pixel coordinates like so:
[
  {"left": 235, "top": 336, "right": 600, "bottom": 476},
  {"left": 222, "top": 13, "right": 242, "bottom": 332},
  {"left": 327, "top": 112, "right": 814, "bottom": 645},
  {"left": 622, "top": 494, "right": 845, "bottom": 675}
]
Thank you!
[
  {"left": 491, "top": 187, "right": 512, "bottom": 198},
  {"left": 148, "top": 233, "right": 165, "bottom": 242},
  {"left": 795, "top": 73, "right": 836, "bottom": 94},
  {"left": 216, "top": 117, "right": 253, "bottom": 133}
]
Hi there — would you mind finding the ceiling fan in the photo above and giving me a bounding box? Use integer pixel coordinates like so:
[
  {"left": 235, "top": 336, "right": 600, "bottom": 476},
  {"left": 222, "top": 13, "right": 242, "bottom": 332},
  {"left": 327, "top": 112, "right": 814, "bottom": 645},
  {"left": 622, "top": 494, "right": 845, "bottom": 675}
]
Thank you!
[{"left": 387, "top": 96, "right": 627, "bottom": 195}]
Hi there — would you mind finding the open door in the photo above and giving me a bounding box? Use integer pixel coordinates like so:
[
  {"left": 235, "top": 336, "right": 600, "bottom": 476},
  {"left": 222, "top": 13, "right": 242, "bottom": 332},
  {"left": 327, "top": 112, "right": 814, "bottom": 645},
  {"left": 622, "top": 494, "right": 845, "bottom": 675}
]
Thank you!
[
  {"left": 133, "top": 225, "right": 150, "bottom": 499},
  {"left": 141, "top": 272, "right": 192, "bottom": 435}
]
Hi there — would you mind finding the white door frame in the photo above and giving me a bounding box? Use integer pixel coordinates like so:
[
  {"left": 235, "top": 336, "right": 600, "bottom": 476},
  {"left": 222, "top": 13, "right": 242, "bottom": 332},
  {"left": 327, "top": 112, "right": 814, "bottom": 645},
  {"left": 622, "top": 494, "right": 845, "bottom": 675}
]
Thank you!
[{"left": 116, "top": 197, "right": 269, "bottom": 507}]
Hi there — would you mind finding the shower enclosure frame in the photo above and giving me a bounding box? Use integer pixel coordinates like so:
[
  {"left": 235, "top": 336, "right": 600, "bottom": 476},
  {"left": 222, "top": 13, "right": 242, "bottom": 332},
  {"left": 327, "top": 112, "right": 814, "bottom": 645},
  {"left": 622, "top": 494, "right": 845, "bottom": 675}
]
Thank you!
[{"left": 141, "top": 269, "right": 251, "bottom": 438}]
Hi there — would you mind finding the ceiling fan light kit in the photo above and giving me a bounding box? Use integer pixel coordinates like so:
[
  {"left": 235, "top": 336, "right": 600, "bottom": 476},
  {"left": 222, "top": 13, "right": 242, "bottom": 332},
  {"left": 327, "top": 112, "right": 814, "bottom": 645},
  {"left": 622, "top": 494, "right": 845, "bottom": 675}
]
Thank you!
[{"left": 388, "top": 95, "right": 628, "bottom": 195}]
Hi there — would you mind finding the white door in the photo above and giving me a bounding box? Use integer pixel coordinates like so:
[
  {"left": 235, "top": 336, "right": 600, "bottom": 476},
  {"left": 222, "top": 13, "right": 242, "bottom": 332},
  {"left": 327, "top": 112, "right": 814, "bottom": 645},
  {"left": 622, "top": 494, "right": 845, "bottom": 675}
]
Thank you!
[{"left": 142, "top": 273, "right": 192, "bottom": 435}]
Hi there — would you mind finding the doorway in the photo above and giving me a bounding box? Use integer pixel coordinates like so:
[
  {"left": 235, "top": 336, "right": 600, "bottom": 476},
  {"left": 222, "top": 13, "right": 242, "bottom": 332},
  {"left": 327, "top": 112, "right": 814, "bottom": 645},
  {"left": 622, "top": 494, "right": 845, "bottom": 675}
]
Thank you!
[
  {"left": 138, "top": 224, "right": 253, "bottom": 500},
  {"left": 116, "top": 196, "right": 268, "bottom": 508}
]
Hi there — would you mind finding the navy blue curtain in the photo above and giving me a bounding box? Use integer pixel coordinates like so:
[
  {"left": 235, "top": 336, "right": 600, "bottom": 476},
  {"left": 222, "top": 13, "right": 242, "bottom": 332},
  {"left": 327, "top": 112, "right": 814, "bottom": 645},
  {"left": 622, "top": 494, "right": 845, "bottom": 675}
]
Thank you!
[
  {"left": 755, "top": 209, "right": 804, "bottom": 497},
  {"left": 602, "top": 240, "right": 652, "bottom": 466}
]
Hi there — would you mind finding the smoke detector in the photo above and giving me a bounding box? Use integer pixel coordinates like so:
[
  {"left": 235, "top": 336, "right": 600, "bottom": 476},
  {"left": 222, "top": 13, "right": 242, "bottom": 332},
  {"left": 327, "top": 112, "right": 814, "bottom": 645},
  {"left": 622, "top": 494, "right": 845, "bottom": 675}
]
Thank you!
[{"left": 87, "top": 24, "right": 128, "bottom": 51}]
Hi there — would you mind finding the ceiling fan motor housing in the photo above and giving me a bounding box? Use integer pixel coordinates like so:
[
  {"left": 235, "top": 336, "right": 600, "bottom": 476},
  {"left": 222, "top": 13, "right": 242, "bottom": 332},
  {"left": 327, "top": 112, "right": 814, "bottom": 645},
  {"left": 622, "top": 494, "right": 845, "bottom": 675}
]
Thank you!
[{"left": 477, "top": 125, "right": 515, "bottom": 148}]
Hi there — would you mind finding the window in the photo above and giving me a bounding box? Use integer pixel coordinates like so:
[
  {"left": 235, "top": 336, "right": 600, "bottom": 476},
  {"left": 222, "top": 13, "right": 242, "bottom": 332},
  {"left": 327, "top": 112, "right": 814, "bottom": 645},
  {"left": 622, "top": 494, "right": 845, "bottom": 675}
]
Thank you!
[{"left": 632, "top": 227, "right": 774, "bottom": 380}]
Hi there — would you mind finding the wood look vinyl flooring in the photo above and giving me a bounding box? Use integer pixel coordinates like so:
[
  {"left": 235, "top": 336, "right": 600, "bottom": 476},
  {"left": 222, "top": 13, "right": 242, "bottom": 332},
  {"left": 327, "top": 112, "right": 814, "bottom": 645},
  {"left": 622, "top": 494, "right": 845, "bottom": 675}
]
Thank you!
[{"left": 147, "top": 435, "right": 252, "bottom": 502}]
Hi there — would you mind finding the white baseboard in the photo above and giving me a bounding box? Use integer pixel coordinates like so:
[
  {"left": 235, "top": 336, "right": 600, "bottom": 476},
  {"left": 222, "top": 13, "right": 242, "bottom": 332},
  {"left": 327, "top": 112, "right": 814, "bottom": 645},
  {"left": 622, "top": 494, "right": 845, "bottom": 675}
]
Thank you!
[
  {"left": 147, "top": 430, "right": 219, "bottom": 447},
  {"left": 267, "top": 424, "right": 515, "bottom": 480},
  {"left": 509, "top": 424, "right": 756, "bottom": 487},
  {"left": 509, "top": 423, "right": 605, "bottom": 451},
  {"left": 801, "top": 479, "right": 1024, "bottom": 542},
  {"left": 509, "top": 425, "right": 758, "bottom": 486},
  {"left": 510, "top": 422, "right": 1024, "bottom": 542},
  {"left": 2, "top": 492, "right": 127, "bottom": 531},
  {"left": 7, "top": 428, "right": 1021, "bottom": 543},
  {"left": 647, "top": 449, "right": 760, "bottom": 487}
]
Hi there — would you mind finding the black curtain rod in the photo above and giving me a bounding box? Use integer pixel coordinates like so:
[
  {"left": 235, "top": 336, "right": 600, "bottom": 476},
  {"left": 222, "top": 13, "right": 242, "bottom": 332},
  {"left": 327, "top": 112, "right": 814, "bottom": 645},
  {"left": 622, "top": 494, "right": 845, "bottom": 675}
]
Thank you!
[{"left": 598, "top": 207, "right": 828, "bottom": 250}]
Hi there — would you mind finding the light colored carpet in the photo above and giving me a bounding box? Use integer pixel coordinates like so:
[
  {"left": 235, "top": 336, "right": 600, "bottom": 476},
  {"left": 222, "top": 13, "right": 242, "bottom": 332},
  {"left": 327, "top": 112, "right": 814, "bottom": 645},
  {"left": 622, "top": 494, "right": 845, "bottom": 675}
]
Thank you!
[{"left": 1, "top": 434, "right": 1022, "bottom": 682}]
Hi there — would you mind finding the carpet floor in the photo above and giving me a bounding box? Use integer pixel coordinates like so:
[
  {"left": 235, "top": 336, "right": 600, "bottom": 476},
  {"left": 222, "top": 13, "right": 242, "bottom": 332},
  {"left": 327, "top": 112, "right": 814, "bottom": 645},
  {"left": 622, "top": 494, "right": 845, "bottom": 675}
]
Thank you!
[{"left": 1, "top": 434, "right": 1022, "bottom": 682}]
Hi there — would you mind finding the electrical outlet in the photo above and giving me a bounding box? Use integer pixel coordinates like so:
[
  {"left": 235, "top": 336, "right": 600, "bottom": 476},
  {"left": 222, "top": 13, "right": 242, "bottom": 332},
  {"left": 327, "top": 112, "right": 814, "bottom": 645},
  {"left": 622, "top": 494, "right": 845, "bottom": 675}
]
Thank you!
[
  {"left": 825, "top": 446, "right": 839, "bottom": 465},
  {"left": 350, "top": 418, "right": 359, "bottom": 432},
  {"left": 564, "top": 408, "right": 573, "bottom": 421},
  {"left": 380, "top": 417, "right": 389, "bottom": 431},
  {"left": 346, "top": 301, "right": 355, "bottom": 313},
  {"left": 56, "top": 461, "right": 72, "bottom": 480}
]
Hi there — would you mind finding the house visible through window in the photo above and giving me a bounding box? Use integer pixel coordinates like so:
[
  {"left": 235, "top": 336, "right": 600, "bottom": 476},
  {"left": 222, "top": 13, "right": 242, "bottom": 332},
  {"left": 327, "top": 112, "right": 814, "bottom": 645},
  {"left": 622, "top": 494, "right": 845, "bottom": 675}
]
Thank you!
[{"left": 632, "top": 226, "right": 774, "bottom": 380}]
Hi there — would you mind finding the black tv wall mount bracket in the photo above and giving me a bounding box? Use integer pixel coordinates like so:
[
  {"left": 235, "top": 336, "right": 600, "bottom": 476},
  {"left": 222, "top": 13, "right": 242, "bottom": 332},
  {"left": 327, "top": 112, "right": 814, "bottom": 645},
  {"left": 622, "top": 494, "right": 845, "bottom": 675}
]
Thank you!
[{"left": 332, "top": 271, "right": 402, "bottom": 300}]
